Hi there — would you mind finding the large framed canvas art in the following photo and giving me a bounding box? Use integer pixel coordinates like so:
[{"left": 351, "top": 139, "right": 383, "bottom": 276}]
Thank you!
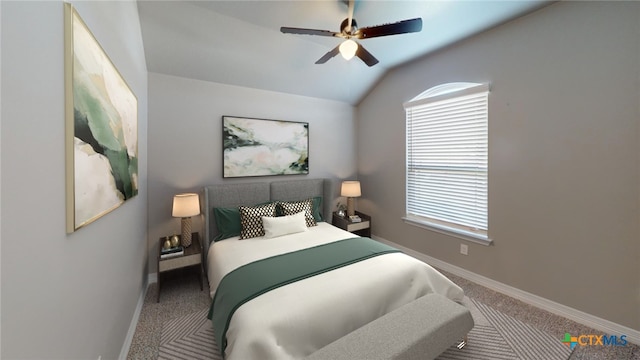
[
  {"left": 64, "top": 4, "right": 138, "bottom": 233},
  {"left": 223, "top": 116, "right": 309, "bottom": 178}
]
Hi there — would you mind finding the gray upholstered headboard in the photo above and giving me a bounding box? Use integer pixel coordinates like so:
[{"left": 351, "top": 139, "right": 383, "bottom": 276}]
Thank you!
[
  {"left": 270, "top": 178, "right": 327, "bottom": 211},
  {"left": 201, "top": 178, "right": 331, "bottom": 254}
]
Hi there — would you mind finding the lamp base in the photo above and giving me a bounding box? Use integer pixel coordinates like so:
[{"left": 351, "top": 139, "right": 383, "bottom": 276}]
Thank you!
[
  {"left": 347, "top": 197, "right": 356, "bottom": 217},
  {"left": 181, "top": 217, "right": 192, "bottom": 247}
]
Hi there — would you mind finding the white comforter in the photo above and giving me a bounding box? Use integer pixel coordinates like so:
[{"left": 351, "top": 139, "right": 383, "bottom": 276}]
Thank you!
[{"left": 207, "top": 222, "right": 464, "bottom": 360}]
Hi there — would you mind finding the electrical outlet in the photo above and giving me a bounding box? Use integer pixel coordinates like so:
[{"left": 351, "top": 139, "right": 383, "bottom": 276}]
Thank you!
[{"left": 460, "top": 244, "right": 468, "bottom": 255}]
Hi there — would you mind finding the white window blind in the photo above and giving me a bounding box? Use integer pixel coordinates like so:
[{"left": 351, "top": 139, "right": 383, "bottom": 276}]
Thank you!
[{"left": 404, "top": 83, "right": 489, "bottom": 238}]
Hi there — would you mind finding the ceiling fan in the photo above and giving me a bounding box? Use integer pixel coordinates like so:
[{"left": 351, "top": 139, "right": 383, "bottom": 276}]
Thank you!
[{"left": 280, "top": 0, "right": 422, "bottom": 67}]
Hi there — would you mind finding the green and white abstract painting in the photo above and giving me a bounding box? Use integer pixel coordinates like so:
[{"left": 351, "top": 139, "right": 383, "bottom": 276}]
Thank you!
[
  {"left": 65, "top": 4, "right": 138, "bottom": 232},
  {"left": 223, "top": 116, "right": 309, "bottom": 178}
]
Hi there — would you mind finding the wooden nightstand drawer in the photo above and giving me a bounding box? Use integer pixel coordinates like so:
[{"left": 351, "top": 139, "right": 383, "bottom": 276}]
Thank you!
[
  {"left": 159, "top": 253, "right": 201, "bottom": 272},
  {"left": 345, "top": 220, "right": 370, "bottom": 232}
]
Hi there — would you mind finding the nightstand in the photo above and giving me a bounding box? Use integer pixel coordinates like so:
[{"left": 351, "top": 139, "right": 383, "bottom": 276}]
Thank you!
[
  {"left": 332, "top": 211, "right": 371, "bottom": 237},
  {"left": 157, "top": 232, "right": 203, "bottom": 302}
]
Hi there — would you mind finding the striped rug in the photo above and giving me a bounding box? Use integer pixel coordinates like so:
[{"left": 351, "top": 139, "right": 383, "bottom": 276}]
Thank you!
[
  {"left": 158, "top": 298, "right": 573, "bottom": 360},
  {"left": 438, "top": 298, "right": 573, "bottom": 359},
  {"left": 158, "top": 308, "right": 219, "bottom": 360}
]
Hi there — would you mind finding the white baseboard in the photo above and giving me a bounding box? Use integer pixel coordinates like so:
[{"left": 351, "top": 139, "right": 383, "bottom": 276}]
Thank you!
[
  {"left": 118, "top": 279, "right": 149, "bottom": 360},
  {"left": 148, "top": 272, "right": 158, "bottom": 284},
  {"left": 374, "top": 235, "right": 640, "bottom": 346}
]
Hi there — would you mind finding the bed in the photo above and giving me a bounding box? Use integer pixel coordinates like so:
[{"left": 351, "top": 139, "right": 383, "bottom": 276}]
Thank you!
[{"left": 202, "top": 178, "right": 465, "bottom": 360}]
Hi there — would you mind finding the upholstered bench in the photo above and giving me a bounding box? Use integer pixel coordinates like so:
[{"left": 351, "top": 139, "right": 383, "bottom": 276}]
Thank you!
[{"left": 305, "top": 293, "right": 474, "bottom": 360}]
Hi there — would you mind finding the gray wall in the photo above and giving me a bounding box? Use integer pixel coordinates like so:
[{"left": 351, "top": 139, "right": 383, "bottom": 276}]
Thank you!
[
  {"left": 1, "top": 1, "right": 148, "bottom": 359},
  {"left": 357, "top": 1, "right": 640, "bottom": 331},
  {"left": 147, "top": 73, "right": 356, "bottom": 274}
]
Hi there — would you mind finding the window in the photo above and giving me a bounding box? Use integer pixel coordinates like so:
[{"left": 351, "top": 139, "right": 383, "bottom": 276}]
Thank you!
[{"left": 404, "top": 82, "right": 490, "bottom": 243}]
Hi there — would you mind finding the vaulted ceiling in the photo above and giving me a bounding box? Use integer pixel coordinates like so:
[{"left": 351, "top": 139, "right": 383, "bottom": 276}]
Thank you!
[{"left": 137, "top": 0, "right": 552, "bottom": 105}]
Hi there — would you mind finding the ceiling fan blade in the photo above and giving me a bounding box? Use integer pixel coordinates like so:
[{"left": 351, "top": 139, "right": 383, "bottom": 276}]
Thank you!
[
  {"left": 355, "top": 44, "right": 379, "bottom": 67},
  {"left": 315, "top": 45, "right": 341, "bottom": 64},
  {"left": 355, "top": 18, "right": 422, "bottom": 39},
  {"left": 280, "top": 27, "right": 340, "bottom": 37}
]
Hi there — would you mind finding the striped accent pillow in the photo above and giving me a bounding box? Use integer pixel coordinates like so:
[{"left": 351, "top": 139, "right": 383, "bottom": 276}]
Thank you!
[
  {"left": 278, "top": 199, "right": 317, "bottom": 227},
  {"left": 239, "top": 202, "right": 277, "bottom": 239}
]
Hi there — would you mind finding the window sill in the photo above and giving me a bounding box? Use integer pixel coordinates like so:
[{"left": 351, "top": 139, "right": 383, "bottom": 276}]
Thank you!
[{"left": 402, "top": 217, "right": 493, "bottom": 246}]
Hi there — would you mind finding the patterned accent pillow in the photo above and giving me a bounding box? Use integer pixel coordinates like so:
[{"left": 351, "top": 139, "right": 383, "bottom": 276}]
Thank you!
[
  {"left": 278, "top": 199, "right": 317, "bottom": 227},
  {"left": 239, "top": 202, "right": 277, "bottom": 239}
]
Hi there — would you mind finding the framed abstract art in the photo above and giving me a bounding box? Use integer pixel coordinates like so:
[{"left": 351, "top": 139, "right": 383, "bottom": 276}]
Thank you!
[
  {"left": 64, "top": 4, "right": 138, "bottom": 232},
  {"left": 222, "top": 116, "right": 309, "bottom": 178}
]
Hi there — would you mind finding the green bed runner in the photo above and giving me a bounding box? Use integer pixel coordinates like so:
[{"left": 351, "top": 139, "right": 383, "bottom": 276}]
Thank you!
[{"left": 208, "top": 237, "right": 400, "bottom": 358}]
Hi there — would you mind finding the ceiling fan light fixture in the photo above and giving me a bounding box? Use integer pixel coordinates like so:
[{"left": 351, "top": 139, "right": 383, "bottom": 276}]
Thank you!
[
  {"left": 280, "top": 1, "right": 422, "bottom": 67},
  {"left": 339, "top": 39, "right": 358, "bottom": 60}
]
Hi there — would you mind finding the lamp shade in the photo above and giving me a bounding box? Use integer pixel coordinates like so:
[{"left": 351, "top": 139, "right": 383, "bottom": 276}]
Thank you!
[
  {"left": 172, "top": 193, "right": 200, "bottom": 218},
  {"left": 341, "top": 181, "right": 361, "bottom": 197}
]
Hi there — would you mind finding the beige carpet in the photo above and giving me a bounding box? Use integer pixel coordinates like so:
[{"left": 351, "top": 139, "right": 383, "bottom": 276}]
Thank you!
[
  {"left": 127, "top": 270, "right": 639, "bottom": 359},
  {"left": 158, "top": 297, "right": 573, "bottom": 360}
]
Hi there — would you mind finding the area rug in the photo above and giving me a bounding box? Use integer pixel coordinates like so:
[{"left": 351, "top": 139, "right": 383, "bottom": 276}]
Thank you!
[
  {"left": 437, "top": 298, "right": 573, "bottom": 360},
  {"left": 158, "top": 297, "right": 573, "bottom": 360}
]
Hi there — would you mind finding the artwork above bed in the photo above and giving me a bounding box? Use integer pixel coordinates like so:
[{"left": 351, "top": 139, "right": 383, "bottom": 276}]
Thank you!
[{"left": 222, "top": 116, "right": 309, "bottom": 178}]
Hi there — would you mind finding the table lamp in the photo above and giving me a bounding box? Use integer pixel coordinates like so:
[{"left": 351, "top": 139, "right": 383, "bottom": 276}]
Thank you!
[
  {"left": 341, "top": 181, "right": 361, "bottom": 217},
  {"left": 172, "top": 193, "right": 200, "bottom": 247}
]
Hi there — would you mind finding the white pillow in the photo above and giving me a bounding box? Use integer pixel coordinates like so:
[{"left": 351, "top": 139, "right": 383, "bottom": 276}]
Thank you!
[{"left": 262, "top": 211, "right": 308, "bottom": 239}]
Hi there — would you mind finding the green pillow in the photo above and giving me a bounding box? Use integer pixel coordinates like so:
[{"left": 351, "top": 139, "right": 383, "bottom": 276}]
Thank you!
[
  {"left": 213, "top": 207, "right": 242, "bottom": 241},
  {"left": 311, "top": 196, "right": 324, "bottom": 222}
]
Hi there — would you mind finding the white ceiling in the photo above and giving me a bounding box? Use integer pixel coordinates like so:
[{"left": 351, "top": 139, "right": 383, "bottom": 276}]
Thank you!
[{"left": 137, "top": 0, "right": 552, "bottom": 105}]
